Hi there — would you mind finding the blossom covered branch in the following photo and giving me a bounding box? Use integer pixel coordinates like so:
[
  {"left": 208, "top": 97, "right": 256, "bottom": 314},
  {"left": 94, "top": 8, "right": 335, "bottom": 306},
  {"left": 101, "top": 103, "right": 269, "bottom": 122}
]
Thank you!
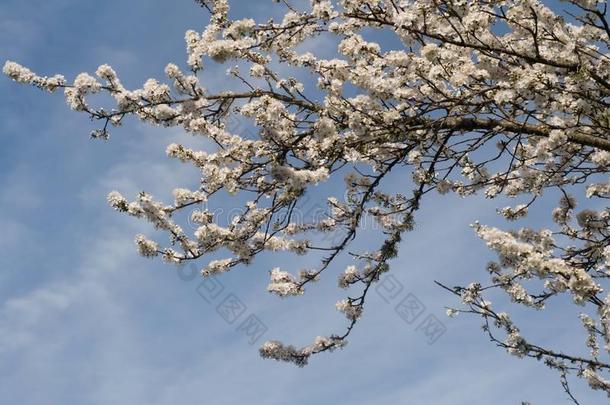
[{"left": 4, "top": 0, "right": 610, "bottom": 399}]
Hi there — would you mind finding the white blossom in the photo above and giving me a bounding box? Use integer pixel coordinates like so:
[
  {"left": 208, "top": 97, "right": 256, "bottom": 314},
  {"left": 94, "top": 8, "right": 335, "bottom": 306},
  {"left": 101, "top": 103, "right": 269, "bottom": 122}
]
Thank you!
[
  {"left": 202, "top": 258, "right": 233, "bottom": 276},
  {"left": 267, "top": 268, "right": 302, "bottom": 297},
  {"left": 107, "top": 191, "right": 127, "bottom": 210},
  {"left": 498, "top": 204, "right": 529, "bottom": 221},
  {"left": 338, "top": 265, "right": 359, "bottom": 288},
  {"left": 3, "top": 60, "right": 65, "bottom": 91},
  {"left": 135, "top": 234, "right": 159, "bottom": 257},
  {"left": 336, "top": 299, "right": 362, "bottom": 320}
]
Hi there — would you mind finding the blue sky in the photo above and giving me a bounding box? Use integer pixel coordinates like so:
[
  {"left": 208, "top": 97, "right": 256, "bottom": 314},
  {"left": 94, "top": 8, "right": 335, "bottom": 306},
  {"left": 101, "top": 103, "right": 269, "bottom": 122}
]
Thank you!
[{"left": 0, "top": 1, "right": 607, "bottom": 404}]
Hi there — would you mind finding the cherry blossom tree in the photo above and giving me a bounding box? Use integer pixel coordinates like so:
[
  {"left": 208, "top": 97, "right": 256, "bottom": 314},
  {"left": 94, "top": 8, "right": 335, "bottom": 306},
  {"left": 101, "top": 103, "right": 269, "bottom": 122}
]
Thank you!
[{"left": 4, "top": 0, "right": 610, "bottom": 400}]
